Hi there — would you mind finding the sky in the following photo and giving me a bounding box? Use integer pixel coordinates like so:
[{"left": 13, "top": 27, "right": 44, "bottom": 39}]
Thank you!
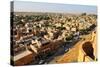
[{"left": 13, "top": 1, "right": 97, "bottom": 14}]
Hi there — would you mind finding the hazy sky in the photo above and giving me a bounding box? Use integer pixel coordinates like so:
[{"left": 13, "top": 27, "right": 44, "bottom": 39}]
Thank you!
[{"left": 13, "top": 1, "right": 97, "bottom": 14}]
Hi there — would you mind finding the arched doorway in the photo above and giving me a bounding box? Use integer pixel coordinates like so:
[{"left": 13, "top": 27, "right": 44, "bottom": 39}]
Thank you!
[{"left": 82, "top": 42, "right": 95, "bottom": 60}]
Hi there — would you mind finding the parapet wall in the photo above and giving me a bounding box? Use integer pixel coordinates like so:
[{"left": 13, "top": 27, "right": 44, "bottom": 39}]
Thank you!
[{"left": 78, "top": 32, "right": 97, "bottom": 62}]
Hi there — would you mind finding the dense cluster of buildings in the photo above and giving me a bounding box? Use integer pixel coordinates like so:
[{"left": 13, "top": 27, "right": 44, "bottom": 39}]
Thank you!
[{"left": 11, "top": 12, "right": 97, "bottom": 65}]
